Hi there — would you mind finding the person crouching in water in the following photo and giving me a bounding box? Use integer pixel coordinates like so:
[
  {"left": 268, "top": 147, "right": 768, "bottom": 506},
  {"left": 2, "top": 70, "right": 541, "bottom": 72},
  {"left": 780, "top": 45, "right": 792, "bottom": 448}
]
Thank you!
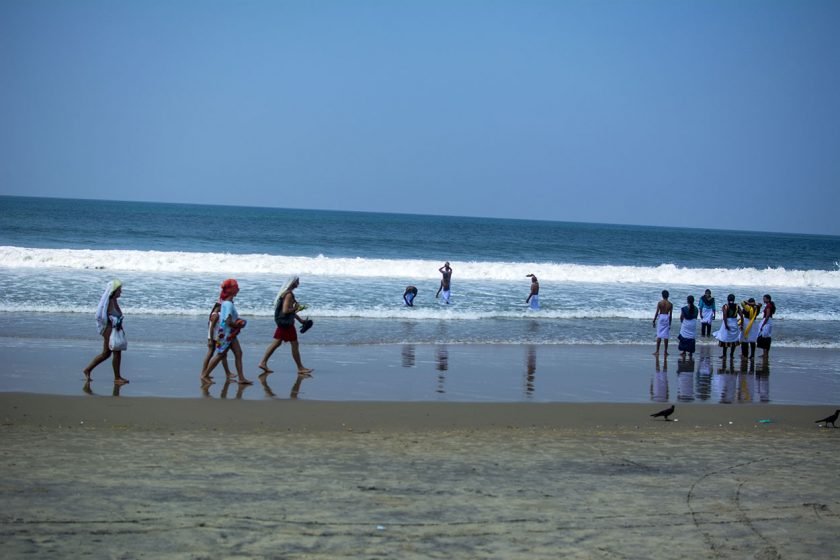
[
  {"left": 258, "top": 276, "right": 313, "bottom": 377},
  {"left": 201, "top": 279, "right": 252, "bottom": 385}
]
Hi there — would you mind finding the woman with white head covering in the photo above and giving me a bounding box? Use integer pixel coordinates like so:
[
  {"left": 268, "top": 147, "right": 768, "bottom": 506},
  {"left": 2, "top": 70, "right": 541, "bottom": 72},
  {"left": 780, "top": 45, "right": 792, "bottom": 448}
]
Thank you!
[
  {"left": 84, "top": 279, "right": 129, "bottom": 385},
  {"left": 258, "top": 275, "right": 313, "bottom": 377}
]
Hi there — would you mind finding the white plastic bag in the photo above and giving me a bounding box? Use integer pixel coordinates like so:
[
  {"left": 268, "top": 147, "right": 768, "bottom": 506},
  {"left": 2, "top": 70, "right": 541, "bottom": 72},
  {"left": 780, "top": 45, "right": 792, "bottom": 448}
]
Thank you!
[{"left": 109, "top": 328, "right": 127, "bottom": 351}]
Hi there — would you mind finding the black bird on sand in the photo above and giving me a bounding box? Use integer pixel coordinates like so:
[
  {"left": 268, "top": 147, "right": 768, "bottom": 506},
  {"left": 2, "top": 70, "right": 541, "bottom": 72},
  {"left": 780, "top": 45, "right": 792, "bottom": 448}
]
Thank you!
[
  {"left": 815, "top": 409, "right": 839, "bottom": 428},
  {"left": 651, "top": 405, "right": 675, "bottom": 421}
]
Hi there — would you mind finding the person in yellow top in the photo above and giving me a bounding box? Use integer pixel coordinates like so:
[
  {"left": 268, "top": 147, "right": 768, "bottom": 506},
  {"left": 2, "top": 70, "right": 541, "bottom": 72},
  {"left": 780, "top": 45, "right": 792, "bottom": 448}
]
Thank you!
[{"left": 739, "top": 298, "right": 762, "bottom": 360}]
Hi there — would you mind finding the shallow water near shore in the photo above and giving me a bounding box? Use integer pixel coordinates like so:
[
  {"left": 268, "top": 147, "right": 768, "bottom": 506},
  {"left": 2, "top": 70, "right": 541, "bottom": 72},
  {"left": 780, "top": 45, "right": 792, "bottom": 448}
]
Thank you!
[{"left": 2, "top": 333, "right": 838, "bottom": 405}]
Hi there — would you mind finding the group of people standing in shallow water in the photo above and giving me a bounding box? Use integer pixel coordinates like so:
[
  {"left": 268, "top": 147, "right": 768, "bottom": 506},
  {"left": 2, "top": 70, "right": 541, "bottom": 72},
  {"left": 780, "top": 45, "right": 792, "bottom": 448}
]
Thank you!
[
  {"left": 83, "top": 276, "right": 314, "bottom": 386},
  {"left": 653, "top": 289, "right": 776, "bottom": 361}
]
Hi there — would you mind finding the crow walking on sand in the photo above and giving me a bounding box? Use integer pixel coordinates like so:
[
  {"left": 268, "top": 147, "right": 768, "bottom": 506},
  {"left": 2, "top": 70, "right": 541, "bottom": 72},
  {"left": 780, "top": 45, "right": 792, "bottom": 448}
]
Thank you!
[
  {"left": 815, "top": 409, "right": 839, "bottom": 428},
  {"left": 651, "top": 405, "right": 675, "bottom": 421}
]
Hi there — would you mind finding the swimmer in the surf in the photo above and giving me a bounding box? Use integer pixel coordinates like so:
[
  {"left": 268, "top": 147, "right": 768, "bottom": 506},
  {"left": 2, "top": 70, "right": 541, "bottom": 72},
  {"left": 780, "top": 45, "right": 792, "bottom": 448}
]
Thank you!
[
  {"left": 526, "top": 274, "right": 540, "bottom": 310},
  {"left": 435, "top": 262, "right": 452, "bottom": 304}
]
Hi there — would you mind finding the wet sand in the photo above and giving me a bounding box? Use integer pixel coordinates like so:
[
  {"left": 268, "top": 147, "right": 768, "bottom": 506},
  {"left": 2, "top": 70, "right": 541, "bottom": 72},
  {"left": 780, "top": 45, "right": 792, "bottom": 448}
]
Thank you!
[
  {"left": 2, "top": 394, "right": 839, "bottom": 558},
  {"left": 2, "top": 339, "right": 839, "bottom": 404}
]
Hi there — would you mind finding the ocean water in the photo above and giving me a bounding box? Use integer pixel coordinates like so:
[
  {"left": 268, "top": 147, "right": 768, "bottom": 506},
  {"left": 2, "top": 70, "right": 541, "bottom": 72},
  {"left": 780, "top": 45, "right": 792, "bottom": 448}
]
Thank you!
[{"left": 1, "top": 195, "right": 839, "bottom": 349}]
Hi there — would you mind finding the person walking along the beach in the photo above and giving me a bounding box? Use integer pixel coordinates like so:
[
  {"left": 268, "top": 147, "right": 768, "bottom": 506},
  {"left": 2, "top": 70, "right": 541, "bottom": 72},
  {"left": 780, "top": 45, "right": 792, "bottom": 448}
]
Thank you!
[
  {"left": 698, "top": 289, "right": 716, "bottom": 337},
  {"left": 678, "top": 295, "right": 698, "bottom": 358},
  {"left": 714, "top": 294, "right": 742, "bottom": 360},
  {"left": 201, "top": 299, "right": 232, "bottom": 378},
  {"left": 526, "top": 274, "right": 540, "bottom": 310},
  {"left": 757, "top": 294, "right": 776, "bottom": 357},
  {"left": 83, "top": 279, "right": 129, "bottom": 385},
  {"left": 739, "top": 297, "right": 762, "bottom": 360},
  {"left": 258, "top": 276, "right": 313, "bottom": 377},
  {"left": 436, "top": 262, "right": 453, "bottom": 304},
  {"left": 201, "top": 279, "right": 252, "bottom": 385},
  {"left": 652, "top": 290, "right": 673, "bottom": 355}
]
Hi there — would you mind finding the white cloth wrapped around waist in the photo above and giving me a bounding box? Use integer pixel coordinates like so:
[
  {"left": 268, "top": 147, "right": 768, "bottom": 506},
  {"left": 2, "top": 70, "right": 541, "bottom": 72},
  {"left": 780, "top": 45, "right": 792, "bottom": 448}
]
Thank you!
[
  {"left": 656, "top": 313, "right": 671, "bottom": 339},
  {"left": 758, "top": 318, "right": 773, "bottom": 338},
  {"left": 714, "top": 317, "right": 741, "bottom": 343},
  {"left": 680, "top": 318, "right": 697, "bottom": 340}
]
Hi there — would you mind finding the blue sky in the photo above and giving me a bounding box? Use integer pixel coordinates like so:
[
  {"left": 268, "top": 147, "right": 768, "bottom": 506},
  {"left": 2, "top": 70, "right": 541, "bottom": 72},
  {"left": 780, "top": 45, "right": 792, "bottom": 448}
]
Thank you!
[{"left": 2, "top": 0, "right": 839, "bottom": 235}]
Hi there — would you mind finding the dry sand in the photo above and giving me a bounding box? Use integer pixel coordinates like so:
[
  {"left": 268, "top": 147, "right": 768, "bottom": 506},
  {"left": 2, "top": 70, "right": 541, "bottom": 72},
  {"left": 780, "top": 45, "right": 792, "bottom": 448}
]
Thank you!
[{"left": 1, "top": 394, "right": 839, "bottom": 559}]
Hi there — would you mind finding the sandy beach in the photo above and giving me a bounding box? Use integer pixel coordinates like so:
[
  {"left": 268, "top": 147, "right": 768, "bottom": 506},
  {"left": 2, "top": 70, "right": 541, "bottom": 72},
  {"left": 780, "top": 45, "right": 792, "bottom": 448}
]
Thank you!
[
  {"left": 2, "top": 335, "right": 839, "bottom": 557},
  {"left": 2, "top": 394, "right": 839, "bottom": 558}
]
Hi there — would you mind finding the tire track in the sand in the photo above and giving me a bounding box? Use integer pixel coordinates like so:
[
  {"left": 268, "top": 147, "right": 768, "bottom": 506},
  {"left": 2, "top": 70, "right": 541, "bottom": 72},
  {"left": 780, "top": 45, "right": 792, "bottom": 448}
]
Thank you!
[
  {"left": 686, "top": 457, "right": 769, "bottom": 558},
  {"left": 734, "top": 480, "right": 781, "bottom": 559}
]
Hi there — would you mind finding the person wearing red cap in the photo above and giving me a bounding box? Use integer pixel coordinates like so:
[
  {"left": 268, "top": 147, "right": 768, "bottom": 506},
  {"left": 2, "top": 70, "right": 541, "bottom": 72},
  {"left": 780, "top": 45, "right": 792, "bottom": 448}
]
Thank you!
[{"left": 201, "top": 279, "right": 252, "bottom": 385}]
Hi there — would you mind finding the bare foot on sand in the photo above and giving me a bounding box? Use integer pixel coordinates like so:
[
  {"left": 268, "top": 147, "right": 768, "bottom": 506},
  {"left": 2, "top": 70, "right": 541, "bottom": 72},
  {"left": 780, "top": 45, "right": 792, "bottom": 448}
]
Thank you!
[
  {"left": 114, "top": 378, "right": 129, "bottom": 385},
  {"left": 258, "top": 364, "right": 273, "bottom": 374},
  {"left": 238, "top": 378, "right": 254, "bottom": 385},
  {"left": 298, "top": 368, "right": 313, "bottom": 377}
]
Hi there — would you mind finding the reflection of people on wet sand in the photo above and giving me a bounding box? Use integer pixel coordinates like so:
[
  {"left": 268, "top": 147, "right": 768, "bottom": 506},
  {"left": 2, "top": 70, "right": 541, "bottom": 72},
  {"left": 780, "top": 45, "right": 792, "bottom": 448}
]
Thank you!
[
  {"left": 290, "top": 375, "right": 306, "bottom": 399},
  {"left": 755, "top": 353, "right": 771, "bottom": 402},
  {"left": 695, "top": 346, "right": 712, "bottom": 401},
  {"left": 83, "top": 279, "right": 129, "bottom": 385},
  {"left": 650, "top": 355, "right": 668, "bottom": 402},
  {"left": 677, "top": 357, "right": 695, "bottom": 402},
  {"left": 258, "top": 276, "right": 313, "bottom": 378},
  {"left": 258, "top": 373, "right": 307, "bottom": 399},
  {"left": 652, "top": 290, "right": 673, "bottom": 356},
  {"left": 526, "top": 274, "right": 540, "bottom": 310},
  {"left": 435, "top": 262, "right": 452, "bottom": 304},
  {"left": 524, "top": 345, "right": 537, "bottom": 396},
  {"left": 83, "top": 379, "right": 125, "bottom": 397},
  {"left": 403, "top": 285, "right": 418, "bottom": 307},
  {"left": 401, "top": 344, "right": 416, "bottom": 368},
  {"left": 716, "top": 362, "right": 737, "bottom": 404},
  {"left": 201, "top": 300, "right": 232, "bottom": 378},
  {"left": 435, "top": 346, "right": 448, "bottom": 394},
  {"left": 201, "top": 279, "right": 252, "bottom": 385}
]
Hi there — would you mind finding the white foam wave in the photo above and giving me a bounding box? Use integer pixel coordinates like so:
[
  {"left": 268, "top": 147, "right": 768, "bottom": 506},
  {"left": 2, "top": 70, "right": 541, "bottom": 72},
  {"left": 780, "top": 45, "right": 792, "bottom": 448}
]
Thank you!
[{"left": 2, "top": 245, "right": 840, "bottom": 289}]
